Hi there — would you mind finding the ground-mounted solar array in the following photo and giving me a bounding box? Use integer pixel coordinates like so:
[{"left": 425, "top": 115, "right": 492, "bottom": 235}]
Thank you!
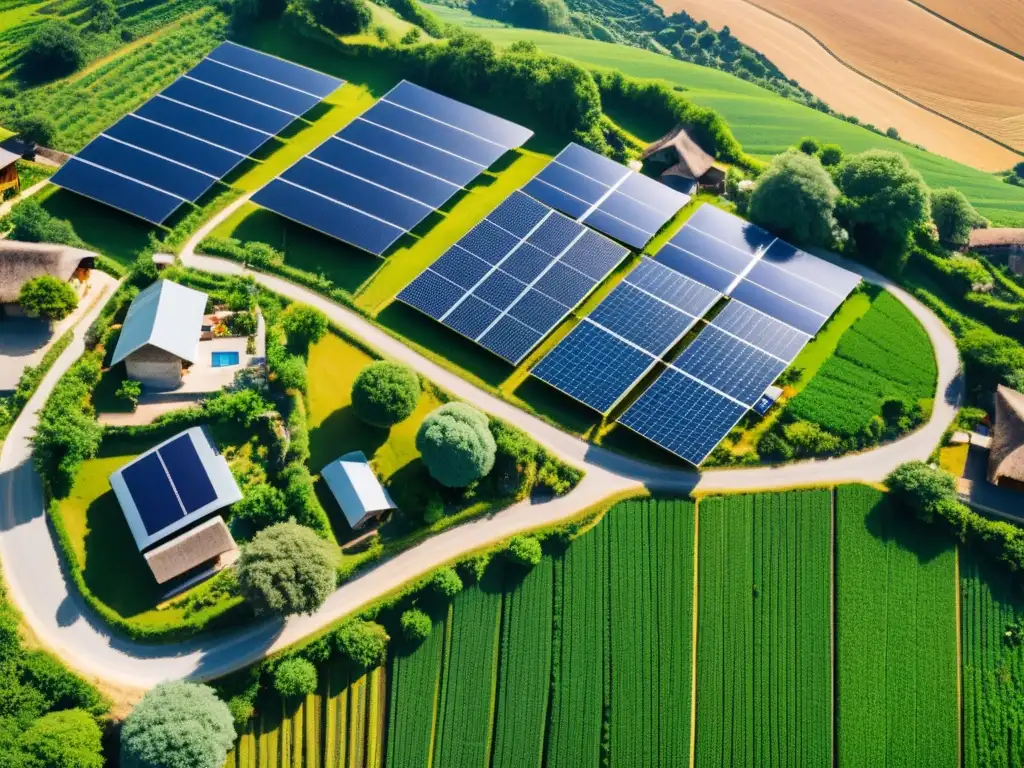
[
  {"left": 522, "top": 143, "right": 691, "bottom": 250},
  {"left": 397, "top": 191, "right": 629, "bottom": 364},
  {"left": 252, "top": 81, "right": 534, "bottom": 256},
  {"left": 50, "top": 42, "right": 343, "bottom": 224}
]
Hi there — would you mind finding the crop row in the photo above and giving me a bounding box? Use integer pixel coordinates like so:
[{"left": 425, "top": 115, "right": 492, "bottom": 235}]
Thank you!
[{"left": 384, "top": 612, "right": 444, "bottom": 768}]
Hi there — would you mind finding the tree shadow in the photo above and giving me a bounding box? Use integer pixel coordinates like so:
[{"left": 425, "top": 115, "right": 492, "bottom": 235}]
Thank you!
[
  {"left": 863, "top": 493, "right": 951, "bottom": 565},
  {"left": 308, "top": 405, "right": 388, "bottom": 473}
]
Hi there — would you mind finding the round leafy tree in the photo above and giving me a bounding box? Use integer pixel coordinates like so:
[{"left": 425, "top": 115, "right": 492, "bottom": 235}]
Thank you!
[
  {"left": 502, "top": 534, "right": 542, "bottom": 567},
  {"left": 274, "top": 658, "right": 318, "bottom": 698},
  {"left": 19, "top": 275, "right": 78, "bottom": 322},
  {"left": 430, "top": 566, "right": 463, "bottom": 599},
  {"left": 12, "top": 113, "right": 56, "bottom": 147},
  {"left": 415, "top": 403, "right": 496, "bottom": 487},
  {"left": 281, "top": 303, "right": 328, "bottom": 348},
  {"left": 885, "top": 461, "right": 957, "bottom": 522},
  {"left": 351, "top": 361, "right": 421, "bottom": 427},
  {"left": 333, "top": 619, "right": 389, "bottom": 668},
  {"left": 120, "top": 681, "right": 235, "bottom": 768},
  {"left": 748, "top": 150, "right": 839, "bottom": 248},
  {"left": 232, "top": 483, "right": 288, "bottom": 527},
  {"left": 818, "top": 143, "right": 844, "bottom": 167},
  {"left": 236, "top": 520, "right": 338, "bottom": 616},
  {"left": 308, "top": 0, "right": 372, "bottom": 34},
  {"left": 21, "top": 709, "right": 103, "bottom": 768},
  {"left": 400, "top": 608, "right": 432, "bottom": 643},
  {"left": 23, "top": 20, "right": 85, "bottom": 80},
  {"left": 931, "top": 187, "right": 984, "bottom": 247}
]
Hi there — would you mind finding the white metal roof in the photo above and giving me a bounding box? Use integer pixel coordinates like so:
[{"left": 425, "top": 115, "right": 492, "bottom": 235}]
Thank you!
[
  {"left": 321, "top": 451, "right": 395, "bottom": 530},
  {"left": 111, "top": 279, "right": 207, "bottom": 365}
]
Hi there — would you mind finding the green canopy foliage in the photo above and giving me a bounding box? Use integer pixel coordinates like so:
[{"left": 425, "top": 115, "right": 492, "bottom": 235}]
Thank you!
[
  {"left": 19, "top": 709, "right": 104, "bottom": 768},
  {"left": 22, "top": 20, "right": 85, "bottom": 80},
  {"left": 430, "top": 566, "right": 463, "bottom": 598},
  {"left": 748, "top": 149, "right": 839, "bottom": 247},
  {"left": 5, "top": 199, "right": 84, "bottom": 247},
  {"left": 18, "top": 276, "right": 79, "bottom": 322},
  {"left": 502, "top": 534, "right": 542, "bottom": 567},
  {"left": 469, "top": 0, "right": 572, "bottom": 32},
  {"left": 351, "top": 361, "right": 421, "bottom": 427},
  {"left": 333, "top": 619, "right": 389, "bottom": 668},
  {"left": 415, "top": 402, "right": 496, "bottom": 487},
  {"left": 273, "top": 658, "right": 318, "bottom": 698},
  {"left": 281, "top": 303, "right": 328, "bottom": 349},
  {"left": 930, "top": 187, "right": 985, "bottom": 247},
  {"left": 400, "top": 608, "right": 432, "bottom": 642},
  {"left": 306, "top": 0, "right": 372, "bottom": 34}
]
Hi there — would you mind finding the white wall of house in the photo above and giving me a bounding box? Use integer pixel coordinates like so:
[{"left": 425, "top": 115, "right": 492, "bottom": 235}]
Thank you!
[{"left": 125, "top": 345, "right": 183, "bottom": 389}]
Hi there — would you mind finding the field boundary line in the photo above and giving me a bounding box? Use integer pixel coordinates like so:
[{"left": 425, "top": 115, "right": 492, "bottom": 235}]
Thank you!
[
  {"left": 830, "top": 487, "right": 837, "bottom": 768},
  {"left": 901, "top": 0, "right": 1024, "bottom": 65},
  {"left": 689, "top": 499, "right": 699, "bottom": 768}
]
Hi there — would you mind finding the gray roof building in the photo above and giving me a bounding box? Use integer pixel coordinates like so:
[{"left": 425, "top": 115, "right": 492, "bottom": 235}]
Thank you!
[
  {"left": 111, "top": 279, "right": 208, "bottom": 366},
  {"left": 321, "top": 451, "right": 396, "bottom": 530}
]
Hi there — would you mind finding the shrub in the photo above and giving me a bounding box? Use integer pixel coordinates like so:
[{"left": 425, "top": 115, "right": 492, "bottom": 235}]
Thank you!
[
  {"left": 400, "top": 608, "right": 432, "bottom": 642},
  {"left": 430, "top": 566, "right": 462, "bottom": 598},
  {"left": 22, "top": 20, "right": 86, "bottom": 80},
  {"left": 232, "top": 483, "right": 288, "bottom": 527},
  {"left": 470, "top": 0, "right": 572, "bottom": 32},
  {"left": 885, "top": 460, "right": 956, "bottom": 522},
  {"left": 20, "top": 709, "right": 103, "bottom": 768},
  {"left": 274, "top": 354, "right": 307, "bottom": 392},
  {"left": 931, "top": 187, "right": 985, "bottom": 247},
  {"left": 273, "top": 658, "right": 318, "bottom": 698},
  {"left": 281, "top": 304, "right": 328, "bottom": 350},
  {"left": 279, "top": 462, "right": 333, "bottom": 537},
  {"left": 351, "top": 361, "right": 421, "bottom": 427},
  {"left": 757, "top": 431, "right": 794, "bottom": 461},
  {"left": 749, "top": 149, "right": 839, "bottom": 247},
  {"left": 959, "top": 327, "right": 1024, "bottom": 398},
  {"left": 90, "top": 0, "right": 119, "bottom": 32},
  {"left": 120, "top": 682, "right": 235, "bottom": 768},
  {"left": 818, "top": 143, "right": 844, "bottom": 166},
  {"left": 5, "top": 199, "right": 83, "bottom": 246},
  {"left": 236, "top": 521, "right": 338, "bottom": 616},
  {"left": 782, "top": 420, "right": 841, "bottom": 457},
  {"left": 228, "top": 311, "right": 257, "bottom": 336},
  {"left": 400, "top": 27, "right": 421, "bottom": 44},
  {"left": 115, "top": 379, "right": 142, "bottom": 411},
  {"left": 11, "top": 113, "right": 56, "bottom": 147},
  {"left": 307, "top": 0, "right": 372, "bottom": 34},
  {"left": 502, "top": 534, "right": 542, "bottom": 567},
  {"left": 415, "top": 402, "right": 496, "bottom": 487},
  {"left": 797, "top": 136, "right": 820, "bottom": 155},
  {"left": 17, "top": 275, "right": 78, "bottom": 322},
  {"left": 333, "top": 619, "right": 389, "bottom": 668}
]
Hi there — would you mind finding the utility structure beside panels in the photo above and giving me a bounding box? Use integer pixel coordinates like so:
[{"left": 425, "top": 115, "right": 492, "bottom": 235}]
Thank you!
[{"left": 321, "top": 450, "right": 397, "bottom": 530}]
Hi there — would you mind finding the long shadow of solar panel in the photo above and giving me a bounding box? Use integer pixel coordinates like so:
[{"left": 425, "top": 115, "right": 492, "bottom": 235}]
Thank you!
[
  {"left": 39, "top": 189, "right": 154, "bottom": 265},
  {"left": 511, "top": 377, "right": 602, "bottom": 436},
  {"left": 272, "top": 113, "right": 321, "bottom": 143},
  {"left": 221, "top": 158, "right": 262, "bottom": 188},
  {"left": 249, "top": 136, "right": 289, "bottom": 162}
]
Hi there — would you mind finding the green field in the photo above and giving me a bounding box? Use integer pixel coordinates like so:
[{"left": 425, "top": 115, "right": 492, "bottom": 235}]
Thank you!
[
  {"left": 385, "top": 612, "right": 445, "bottom": 767},
  {"left": 834, "top": 484, "right": 958, "bottom": 767}
]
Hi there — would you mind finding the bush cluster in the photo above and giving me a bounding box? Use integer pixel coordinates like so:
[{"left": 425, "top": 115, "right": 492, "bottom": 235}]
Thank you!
[
  {"left": 351, "top": 361, "right": 421, "bottom": 427},
  {"left": 3, "top": 199, "right": 84, "bottom": 246},
  {"left": 22, "top": 20, "right": 86, "bottom": 80}
]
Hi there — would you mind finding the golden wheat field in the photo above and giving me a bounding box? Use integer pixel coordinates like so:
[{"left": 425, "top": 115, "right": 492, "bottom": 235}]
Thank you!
[
  {"left": 913, "top": 0, "right": 1024, "bottom": 58},
  {"left": 660, "top": 0, "right": 1024, "bottom": 171}
]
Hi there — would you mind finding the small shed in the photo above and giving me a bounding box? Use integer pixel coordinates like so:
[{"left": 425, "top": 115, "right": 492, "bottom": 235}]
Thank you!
[
  {"left": 642, "top": 125, "right": 727, "bottom": 194},
  {"left": 967, "top": 229, "right": 1024, "bottom": 275},
  {"left": 0, "top": 240, "right": 94, "bottom": 317},
  {"left": 321, "top": 451, "right": 396, "bottom": 530},
  {"left": 0, "top": 147, "right": 20, "bottom": 198},
  {"left": 988, "top": 385, "right": 1024, "bottom": 492}
]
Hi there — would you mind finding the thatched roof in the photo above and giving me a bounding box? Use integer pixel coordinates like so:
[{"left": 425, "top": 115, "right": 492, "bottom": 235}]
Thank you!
[
  {"left": 0, "top": 240, "right": 94, "bottom": 303},
  {"left": 144, "top": 516, "right": 237, "bottom": 584},
  {"left": 969, "top": 228, "right": 1024, "bottom": 248},
  {"left": 988, "top": 385, "right": 1024, "bottom": 485},
  {"left": 641, "top": 125, "right": 717, "bottom": 180}
]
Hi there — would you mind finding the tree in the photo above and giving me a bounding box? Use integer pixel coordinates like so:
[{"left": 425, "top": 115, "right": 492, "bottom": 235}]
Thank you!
[
  {"left": 885, "top": 461, "right": 957, "bottom": 522},
  {"left": 5, "top": 199, "right": 83, "bottom": 246},
  {"left": 400, "top": 608, "right": 432, "bottom": 642},
  {"left": 430, "top": 566, "right": 462, "bottom": 598},
  {"left": 20, "top": 709, "right": 104, "bottom": 768},
  {"left": 90, "top": 0, "right": 119, "bottom": 32},
  {"left": 120, "top": 682, "right": 235, "bottom": 768},
  {"left": 502, "top": 534, "right": 542, "bottom": 567},
  {"left": 885, "top": 126, "right": 900, "bottom": 140},
  {"left": 115, "top": 378, "right": 142, "bottom": 410},
  {"left": 931, "top": 187, "right": 984, "bottom": 247},
  {"left": 307, "top": 0, "right": 372, "bottom": 34},
  {"left": 232, "top": 482, "right": 288, "bottom": 527},
  {"left": 236, "top": 520, "right": 338, "bottom": 616},
  {"left": 836, "top": 150, "right": 930, "bottom": 263},
  {"left": 23, "top": 20, "right": 86, "bottom": 80},
  {"left": 18, "top": 276, "right": 78, "bottom": 321},
  {"left": 782, "top": 420, "right": 841, "bottom": 457},
  {"left": 1015, "top": 161, "right": 1024, "bottom": 179},
  {"left": 231, "top": 0, "right": 287, "bottom": 24},
  {"left": 959, "top": 327, "right": 1024, "bottom": 396},
  {"left": 273, "top": 658, "right": 318, "bottom": 698},
  {"left": 12, "top": 113, "right": 56, "bottom": 147},
  {"left": 748, "top": 150, "right": 840, "bottom": 247},
  {"left": 797, "top": 136, "right": 820, "bottom": 155},
  {"left": 333, "top": 619, "right": 389, "bottom": 668},
  {"left": 281, "top": 303, "right": 328, "bottom": 349},
  {"left": 415, "top": 402, "right": 496, "bottom": 487},
  {"left": 351, "top": 361, "right": 420, "bottom": 427},
  {"left": 818, "top": 143, "right": 844, "bottom": 167}
]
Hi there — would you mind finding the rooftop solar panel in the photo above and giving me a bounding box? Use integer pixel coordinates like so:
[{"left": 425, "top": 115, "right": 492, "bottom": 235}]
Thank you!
[
  {"left": 158, "top": 434, "right": 217, "bottom": 513},
  {"left": 523, "top": 143, "right": 690, "bottom": 249},
  {"left": 121, "top": 453, "right": 184, "bottom": 536}
]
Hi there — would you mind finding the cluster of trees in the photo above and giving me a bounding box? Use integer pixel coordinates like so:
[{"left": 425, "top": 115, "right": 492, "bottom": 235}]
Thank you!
[
  {"left": 18, "top": 276, "right": 78, "bottom": 322},
  {"left": 469, "top": 0, "right": 572, "bottom": 33},
  {"left": 4, "top": 199, "right": 84, "bottom": 247}
]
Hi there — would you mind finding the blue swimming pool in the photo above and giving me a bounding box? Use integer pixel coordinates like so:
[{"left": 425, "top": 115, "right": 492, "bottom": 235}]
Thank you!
[{"left": 211, "top": 351, "right": 240, "bottom": 367}]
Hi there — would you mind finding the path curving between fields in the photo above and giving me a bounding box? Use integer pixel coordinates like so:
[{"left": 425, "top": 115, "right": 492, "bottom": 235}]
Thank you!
[{"left": 0, "top": 192, "right": 962, "bottom": 689}]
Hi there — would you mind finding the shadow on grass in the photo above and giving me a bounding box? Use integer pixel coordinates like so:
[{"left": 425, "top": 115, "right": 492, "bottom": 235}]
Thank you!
[
  {"left": 864, "top": 492, "right": 952, "bottom": 565},
  {"left": 40, "top": 190, "right": 154, "bottom": 266},
  {"left": 600, "top": 424, "right": 694, "bottom": 469},
  {"left": 511, "top": 377, "right": 599, "bottom": 436}
]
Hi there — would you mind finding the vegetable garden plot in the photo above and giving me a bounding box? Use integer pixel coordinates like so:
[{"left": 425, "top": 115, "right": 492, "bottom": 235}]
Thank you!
[
  {"left": 835, "top": 485, "right": 958, "bottom": 768},
  {"left": 694, "top": 490, "right": 831, "bottom": 767},
  {"left": 385, "top": 613, "right": 444, "bottom": 768},
  {"left": 608, "top": 499, "right": 695, "bottom": 767}
]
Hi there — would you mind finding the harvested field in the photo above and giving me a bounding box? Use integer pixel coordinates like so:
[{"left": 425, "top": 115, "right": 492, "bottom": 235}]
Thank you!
[{"left": 912, "top": 0, "right": 1024, "bottom": 58}]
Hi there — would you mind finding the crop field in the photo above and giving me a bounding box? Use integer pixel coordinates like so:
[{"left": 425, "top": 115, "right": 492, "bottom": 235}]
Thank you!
[
  {"left": 914, "top": 0, "right": 1024, "bottom": 57},
  {"left": 384, "top": 611, "right": 445, "bottom": 767},
  {"left": 834, "top": 485, "right": 958, "bottom": 767},
  {"left": 787, "top": 291, "right": 936, "bottom": 437},
  {"left": 961, "top": 547, "right": 1024, "bottom": 768},
  {"left": 694, "top": 490, "right": 831, "bottom": 766}
]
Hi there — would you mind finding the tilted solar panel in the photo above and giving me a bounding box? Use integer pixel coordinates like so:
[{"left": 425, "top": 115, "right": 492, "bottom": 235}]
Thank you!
[
  {"left": 710, "top": 301, "right": 808, "bottom": 362},
  {"left": 51, "top": 42, "right": 343, "bottom": 224},
  {"left": 671, "top": 325, "right": 788, "bottom": 406},
  {"left": 158, "top": 434, "right": 217, "bottom": 514},
  {"left": 121, "top": 453, "right": 184, "bottom": 536}
]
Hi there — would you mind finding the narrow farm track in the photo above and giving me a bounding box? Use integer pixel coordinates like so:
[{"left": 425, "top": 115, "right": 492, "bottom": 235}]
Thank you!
[{"left": 0, "top": 191, "right": 963, "bottom": 688}]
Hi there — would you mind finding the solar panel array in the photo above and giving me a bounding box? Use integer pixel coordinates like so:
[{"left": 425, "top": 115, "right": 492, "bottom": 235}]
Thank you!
[
  {"left": 120, "top": 434, "right": 218, "bottom": 536},
  {"left": 522, "top": 143, "right": 691, "bottom": 250},
  {"left": 50, "top": 42, "right": 343, "bottom": 224},
  {"left": 397, "top": 191, "right": 629, "bottom": 364},
  {"left": 252, "top": 81, "right": 534, "bottom": 256},
  {"left": 531, "top": 257, "right": 720, "bottom": 413}
]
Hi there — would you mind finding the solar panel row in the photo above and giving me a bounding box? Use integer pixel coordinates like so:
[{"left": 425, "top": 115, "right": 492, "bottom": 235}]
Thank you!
[
  {"left": 523, "top": 143, "right": 691, "bottom": 250},
  {"left": 252, "top": 81, "right": 534, "bottom": 255},
  {"left": 397, "top": 191, "right": 629, "bottom": 364},
  {"left": 51, "top": 42, "right": 343, "bottom": 224}
]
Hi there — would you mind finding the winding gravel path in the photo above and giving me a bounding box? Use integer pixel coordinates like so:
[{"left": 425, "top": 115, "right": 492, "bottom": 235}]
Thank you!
[{"left": 0, "top": 192, "right": 962, "bottom": 688}]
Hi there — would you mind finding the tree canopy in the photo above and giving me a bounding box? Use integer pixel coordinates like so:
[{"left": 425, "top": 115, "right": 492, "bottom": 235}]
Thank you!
[
  {"left": 306, "top": 0, "right": 372, "bottom": 34},
  {"left": 11, "top": 113, "right": 56, "bottom": 147},
  {"left": 430, "top": 566, "right": 463, "bottom": 598},
  {"left": 6, "top": 199, "right": 83, "bottom": 246},
  {"left": 502, "top": 534, "right": 542, "bottom": 567},
  {"left": 273, "top": 658, "right": 318, "bottom": 698},
  {"left": 281, "top": 303, "right": 328, "bottom": 349},
  {"left": 415, "top": 402, "right": 496, "bottom": 487},
  {"left": 23, "top": 20, "right": 86, "bottom": 80},
  {"left": 400, "top": 608, "right": 432, "bottom": 643},
  {"left": 333, "top": 619, "right": 389, "bottom": 668},
  {"left": 885, "top": 461, "right": 957, "bottom": 523},
  {"left": 18, "top": 276, "right": 78, "bottom": 322},
  {"left": 351, "top": 361, "right": 421, "bottom": 427},
  {"left": 931, "top": 187, "right": 984, "bottom": 247},
  {"left": 748, "top": 149, "right": 840, "bottom": 247},
  {"left": 20, "top": 709, "right": 104, "bottom": 768}
]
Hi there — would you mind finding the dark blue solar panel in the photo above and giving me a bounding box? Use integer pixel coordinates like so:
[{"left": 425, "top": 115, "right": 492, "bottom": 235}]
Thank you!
[
  {"left": 207, "top": 41, "right": 342, "bottom": 98},
  {"left": 50, "top": 159, "right": 183, "bottom": 224},
  {"left": 625, "top": 258, "right": 720, "bottom": 316},
  {"left": 618, "top": 368, "right": 747, "bottom": 465},
  {"left": 282, "top": 157, "right": 431, "bottom": 230},
  {"left": 478, "top": 316, "right": 543, "bottom": 363},
  {"left": 582, "top": 208, "right": 651, "bottom": 250},
  {"left": 500, "top": 242, "right": 553, "bottom": 283},
  {"left": 730, "top": 279, "right": 829, "bottom": 336},
  {"left": 616, "top": 172, "right": 690, "bottom": 218},
  {"left": 556, "top": 143, "right": 628, "bottom": 187},
  {"left": 668, "top": 227, "right": 756, "bottom": 275},
  {"left": 687, "top": 204, "right": 775, "bottom": 255},
  {"left": 121, "top": 453, "right": 184, "bottom": 536},
  {"left": 158, "top": 435, "right": 217, "bottom": 513},
  {"left": 397, "top": 269, "right": 463, "bottom": 318},
  {"left": 474, "top": 269, "right": 526, "bottom": 311},
  {"left": 78, "top": 136, "right": 215, "bottom": 202},
  {"left": 590, "top": 283, "right": 697, "bottom": 355},
  {"left": 443, "top": 296, "right": 500, "bottom": 339},
  {"left": 162, "top": 78, "right": 293, "bottom": 135},
  {"left": 361, "top": 100, "right": 503, "bottom": 167},
  {"left": 711, "top": 301, "right": 808, "bottom": 362},
  {"left": 187, "top": 59, "right": 317, "bottom": 116},
  {"left": 341, "top": 119, "right": 481, "bottom": 186},
  {"left": 521, "top": 179, "right": 591, "bottom": 220},
  {"left": 507, "top": 289, "right": 569, "bottom": 334},
  {"left": 762, "top": 240, "right": 861, "bottom": 296},
  {"left": 430, "top": 247, "right": 492, "bottom": 289},
  {"left": 136, "top": 98, "right": 269, "bottom": 155},
  {"left": 655, "top": 243, "right": 735, "bottom": 293},
  {"left": 459, "top": 220, "right": 520, "bottom": 265},
  {"left": 673, "top": 326, "right": 787, "bottom": 405},
  {"left": 487, "top": 191, "right": 549, "bottom": 238},
  {"left": 527, "top": 214, "right": 582, "bottom": 256},
  {"left": 535, "top": 262, "right": 595, "bottom": 307},
  {"left": 745, "top": 260, "right": 841, "bottom": 318},
  {"left": 532, "top": 321, "right": 654, "bottom": 413},
  {"left": 596, "top": 191, "right": 665, "bottom": 236},
  {"left": 537, "top": 161, "right": 606, "bottom": 204},
  {"left": 251, "top": 179, "right": 403, "bottom": 255},
  {"left": 106, "top": 116, "right": 242, "bottom": 177},
  {"left": 558, "top": 230, "right": 629, "bottom": 280},
  {"left": 385, "top": 80, "right": 533, "bottom": 149},
  {"left": 311, "top": 138, "right": 458, "bottom": 208}
]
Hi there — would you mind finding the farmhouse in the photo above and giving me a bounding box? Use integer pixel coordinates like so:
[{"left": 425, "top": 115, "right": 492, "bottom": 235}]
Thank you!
[
  {"left": 0, "top": 240, "right": 94, "bottom": 318},
  {"left": 641, "top": 124, "right": 727, "bottom": 195},
  {"left": 109, "top": 426, "right": 242, "bottom": 584},
  {"left": 988, "top": 385, "right": 1024, "bottom": 492},
  {"left": 321, "top": 451, "right": 397, "bottom": 530},
  {"left": 968, "top": 229, "right": 1024, "bottom": 275}
]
